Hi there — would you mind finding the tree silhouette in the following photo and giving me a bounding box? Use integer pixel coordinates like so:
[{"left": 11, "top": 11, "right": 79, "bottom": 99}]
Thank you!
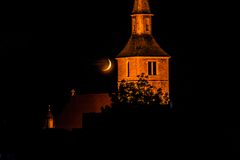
[{"left": 101, "top": 73, "right": 170, "bottom": 113}]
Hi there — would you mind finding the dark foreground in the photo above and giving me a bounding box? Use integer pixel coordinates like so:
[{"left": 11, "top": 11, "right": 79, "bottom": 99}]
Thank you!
[{"left": 1, "top": 112, "right": 239, "bottom": 159}]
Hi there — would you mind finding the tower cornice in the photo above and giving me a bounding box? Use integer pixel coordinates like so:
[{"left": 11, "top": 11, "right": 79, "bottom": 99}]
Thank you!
[{"left": 131, "top": 13, "right": 154, "bottom": 16}]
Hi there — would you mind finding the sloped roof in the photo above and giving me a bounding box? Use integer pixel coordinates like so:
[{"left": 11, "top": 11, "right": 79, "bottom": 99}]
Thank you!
[{"left": 116, "top": 35, "right": 170, "bottom": 58}]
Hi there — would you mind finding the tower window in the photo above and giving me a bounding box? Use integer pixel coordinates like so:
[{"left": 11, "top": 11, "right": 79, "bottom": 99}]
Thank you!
[
  {"left": 145, "top": 17, "right": 150, "bottom": 32},
  {"left": 146, "top": 24, "right": 149, "bottom": 31},
  {"left": 127, "top": 62, "right": 130, "bottom": 77},
  {"left": 132, "top": 17, "right": 136, "bottom": 33},
  {"left": 148, "top": 61, "right": 156, "bottom": 75}
]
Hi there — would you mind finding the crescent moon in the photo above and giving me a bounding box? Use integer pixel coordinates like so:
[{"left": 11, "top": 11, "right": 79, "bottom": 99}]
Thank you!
[{"left": 103, "top": 59, "right": 112, "bottom": 71}]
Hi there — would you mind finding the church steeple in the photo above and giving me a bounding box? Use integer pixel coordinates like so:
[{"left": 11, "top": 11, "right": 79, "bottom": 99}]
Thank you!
[
  {"left": 116, "top": 0, "right": 171, "bottom": 103},
  {"left": 131, "top": 0, "right": 153, "bottom": 35},
  {"left": 132, "top": 0, "right": 151, "bottom": 13},
  {"left": 44, "top": 105, "right": 54, "bottom": 129},
  {"left": 117, "top": 0, "right": 169, "bottom": 58}
]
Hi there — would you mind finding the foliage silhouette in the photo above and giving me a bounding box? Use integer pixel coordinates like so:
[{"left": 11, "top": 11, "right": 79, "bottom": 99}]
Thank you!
[{"left": 101, "top": 73, "right": 170, "bottom": 113}]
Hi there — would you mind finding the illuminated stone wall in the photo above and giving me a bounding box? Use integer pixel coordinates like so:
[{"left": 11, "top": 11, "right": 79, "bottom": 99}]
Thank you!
[{"left": 116, "top": 56, "right": 170, "bottom": 94}]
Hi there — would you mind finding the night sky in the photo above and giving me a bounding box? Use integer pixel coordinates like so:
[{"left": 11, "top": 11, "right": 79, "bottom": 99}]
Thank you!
[{"left": 0, "top": 0, "right": 196, "bottom": 127}]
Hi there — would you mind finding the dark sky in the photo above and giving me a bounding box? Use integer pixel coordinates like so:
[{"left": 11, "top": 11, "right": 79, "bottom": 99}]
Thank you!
[
  {"left": 0, "top": 0, "right": 197, "bottom": 127},
  {"left": 1, "top": 1, "right": 239, "bottom": 152}
]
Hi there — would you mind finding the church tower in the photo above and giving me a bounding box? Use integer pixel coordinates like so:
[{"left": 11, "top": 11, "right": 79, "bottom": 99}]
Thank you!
[
  {"left": 116, "top": 0, "right": 170, "bottom": 99},
  {"left": 44, "top": 105, "right": 54, "bottom": 128}
]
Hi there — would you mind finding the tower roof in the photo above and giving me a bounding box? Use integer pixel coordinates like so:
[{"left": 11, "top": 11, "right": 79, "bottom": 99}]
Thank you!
[
  {"left": 116, "top": 0, "right": 170, "bottom": 58},
  {"left": 116, "top": 35, "right": 170, "bottom": 58},
  {"left": 132, "top": 0, "right": 151, "bottom": 14}
]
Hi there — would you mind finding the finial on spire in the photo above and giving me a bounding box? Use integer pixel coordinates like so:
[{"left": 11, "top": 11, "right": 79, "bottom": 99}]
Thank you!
[
  {"left": 132, "top": 0, "right": 151, "bottom": 14},
  {"left": 45, "top": 104, "right": 54, "bottom": 129},
  {"left": 71, "top": 88, "right": 76, "bottom": 97}
]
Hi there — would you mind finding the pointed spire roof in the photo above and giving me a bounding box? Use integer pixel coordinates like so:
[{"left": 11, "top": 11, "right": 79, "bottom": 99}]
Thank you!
[
  {"left": 132, "top": 0, "right": 151, "bottom": 14},
  {"left": 47, "top": 105, "right": 53, "bottom": 118}
]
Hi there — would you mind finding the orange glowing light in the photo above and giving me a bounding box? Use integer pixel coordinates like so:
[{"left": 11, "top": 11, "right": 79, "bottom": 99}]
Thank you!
[{"left": 102, "top": 59, "right": 112, "bottom": 71}]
